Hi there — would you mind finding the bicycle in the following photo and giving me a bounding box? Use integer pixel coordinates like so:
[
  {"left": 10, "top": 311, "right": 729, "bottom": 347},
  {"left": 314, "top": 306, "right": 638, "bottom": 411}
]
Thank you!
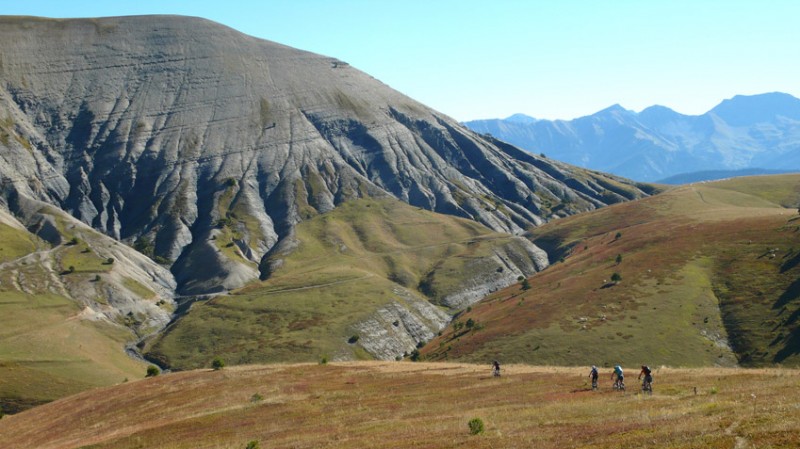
[
  {"left": 492, "top": 367, "right": 501, "bottom": 377},
  {"left": 641, "top": 379, "right": 652, "bottom": 395},
  {"left": 612, "top": 379, "right": 625, "bottom": 391}
]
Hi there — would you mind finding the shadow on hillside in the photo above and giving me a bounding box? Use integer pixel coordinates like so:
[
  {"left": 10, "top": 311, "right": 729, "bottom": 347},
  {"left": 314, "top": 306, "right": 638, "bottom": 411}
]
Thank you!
[
  {"left": 773, "top": 327, "right": 800, "bottom": 363},
  {"left": 773, "top": 278, "right": 800, "bottom": 310},
  {"left": 781, "top": 251, "right": 800, "bottom": 273}
]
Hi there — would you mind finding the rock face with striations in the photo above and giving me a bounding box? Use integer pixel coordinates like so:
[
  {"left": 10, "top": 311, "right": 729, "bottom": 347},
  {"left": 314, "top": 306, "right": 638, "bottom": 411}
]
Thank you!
[{"left": 0, "top": 15, "right": 652, "bottom": 297}]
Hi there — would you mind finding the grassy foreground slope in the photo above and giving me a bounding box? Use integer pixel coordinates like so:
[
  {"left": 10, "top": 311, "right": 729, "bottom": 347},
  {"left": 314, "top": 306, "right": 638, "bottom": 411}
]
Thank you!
[
  {"left": 147, "top": 198, "right": 538, "bottom": 368},
  {"left": 424, "top": 175, "right": 800, "bottom": 367},
  {"left": 1, "top": 362, "right": 798, "bottom": 449}
]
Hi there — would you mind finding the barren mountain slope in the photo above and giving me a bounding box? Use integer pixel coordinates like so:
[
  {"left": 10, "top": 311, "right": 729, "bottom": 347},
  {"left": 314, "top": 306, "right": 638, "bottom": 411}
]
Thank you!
[{"left": 0, "top": 15, "right": 652, "bottom": 294}]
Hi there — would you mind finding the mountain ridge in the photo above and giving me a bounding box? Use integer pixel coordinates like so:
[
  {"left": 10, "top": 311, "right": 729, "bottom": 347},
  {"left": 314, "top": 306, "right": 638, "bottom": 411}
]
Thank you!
[
  {"left": 465, "top": 92, "right": 800, "bottom": 182},
  {"left": 0, "top": 15, "right": 652, "bottom": 295}
]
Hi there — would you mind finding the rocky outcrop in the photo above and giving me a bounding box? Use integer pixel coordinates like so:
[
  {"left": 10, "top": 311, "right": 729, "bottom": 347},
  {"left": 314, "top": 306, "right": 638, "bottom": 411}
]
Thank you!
[
  {"left": 351, "top": 287, "right": 451, "bottom": 361},
  {"left": 0, "top": 196, "right": 176, "bottom": 338},
  {"left": 437, "top": 237, "right": 548, "bottom": 309},
  {"left": 0, "top": 15, "right": 651, "bottom": 295}
]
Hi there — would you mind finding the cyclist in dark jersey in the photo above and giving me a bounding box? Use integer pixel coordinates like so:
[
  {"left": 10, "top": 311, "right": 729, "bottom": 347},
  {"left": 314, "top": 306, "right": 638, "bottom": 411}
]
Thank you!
[
  {"left": 589, "top": 365, "right": 599, "bottom": 390},
  {"left": 638, "top": 365, "right": 653, "bottom": 390}
]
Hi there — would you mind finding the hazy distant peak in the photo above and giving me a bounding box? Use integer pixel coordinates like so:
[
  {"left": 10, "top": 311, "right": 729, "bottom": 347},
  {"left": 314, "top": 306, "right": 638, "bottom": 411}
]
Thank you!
[
  {"left": 592, "top": 103, "right": 632, "bottom": 117},
  {"left": 710, "top": 92, "right": 800, "bottom": 126},
  {"left": 638, "top": 104, "right": 684, "bottom": 123},
  {"left": 505, "top": 113, "right": 537, "bottom": 123},
  {"left": 639, "top": 104, "right": 678, "bottom": 115}
]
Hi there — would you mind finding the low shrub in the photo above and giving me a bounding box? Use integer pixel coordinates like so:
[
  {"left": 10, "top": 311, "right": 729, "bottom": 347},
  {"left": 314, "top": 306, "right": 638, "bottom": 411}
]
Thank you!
[
  {"left": 468, "top": 417, "right": 485, "bottom": 435},
  {"left": 212, "top": 357, "right": 225, "bottom": 370}
]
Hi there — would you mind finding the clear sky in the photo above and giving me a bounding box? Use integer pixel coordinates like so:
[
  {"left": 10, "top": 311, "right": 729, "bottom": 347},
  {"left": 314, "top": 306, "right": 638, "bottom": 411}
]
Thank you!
[{"left": 4, "top": 1, "right": 800, "bottom": 121}]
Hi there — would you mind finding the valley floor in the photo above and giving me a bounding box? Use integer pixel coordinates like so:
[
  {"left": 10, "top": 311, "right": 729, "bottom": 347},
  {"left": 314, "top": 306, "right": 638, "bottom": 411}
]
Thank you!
[{"left": 1, "top": 362, "right": 798, "bottom": 448}]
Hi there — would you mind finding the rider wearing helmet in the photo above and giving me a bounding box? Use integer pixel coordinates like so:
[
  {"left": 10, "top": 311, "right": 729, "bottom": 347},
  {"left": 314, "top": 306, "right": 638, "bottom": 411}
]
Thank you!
[
  {"left": 492, "top": 360, "right": 501, "bottom": 377},
  {"left": 638, "top": 365, "right": 652, "bottom": 385},
  {"left": 611, "top": 365, "right": 624, "bottom": 388}
]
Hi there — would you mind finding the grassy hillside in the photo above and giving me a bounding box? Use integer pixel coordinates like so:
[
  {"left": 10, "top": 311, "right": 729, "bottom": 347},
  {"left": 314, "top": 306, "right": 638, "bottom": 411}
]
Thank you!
[
  {"left": 1, "top": 362, "right": 798, "bottom": 448},
  {"left": 0, "top": 210, "right": 167, "bottom": 413},
  {"left": 423, "top": 175, "right": 800, "bottom": 367},
  {"left": 147, "top": 198, "right": 535, "bottom": 368},
  {"left": 0, "top": 291, "right": 144, "bottom": 414}
]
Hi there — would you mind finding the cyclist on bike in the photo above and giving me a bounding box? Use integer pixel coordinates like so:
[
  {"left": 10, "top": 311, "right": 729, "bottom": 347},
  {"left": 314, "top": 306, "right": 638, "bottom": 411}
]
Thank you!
[
  {"left": 589, "top": 365, "right": 599, "bottom": 390},
  {"left": 492, "top": 360, "right": 501, "bottom": 377},
  {"left": 638, "top": 365, "right": 653, "bottom": 392},
  {"left": 611, "top": 365, "right": 624, "bottom": 389}
]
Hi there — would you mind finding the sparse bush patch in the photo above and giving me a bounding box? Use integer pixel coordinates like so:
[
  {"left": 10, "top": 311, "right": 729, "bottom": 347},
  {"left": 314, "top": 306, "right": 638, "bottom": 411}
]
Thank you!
[
  {"left": 145, "top": 365, "right": 159, "bottom": 377},
  {"left": 212, "top": 357, "right": 225, "bottom": 370},
  {"left": 245, "top": 441, "right": 260, "bottom": 449},
  {"left": 468, "top": 417, "right": 485, "bottom": 435}
]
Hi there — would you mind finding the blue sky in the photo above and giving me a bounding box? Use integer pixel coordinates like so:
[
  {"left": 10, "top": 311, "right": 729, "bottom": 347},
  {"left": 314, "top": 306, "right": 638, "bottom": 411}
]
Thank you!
[{"left": 5, "top": 1, "right": 800, "bottom": 121}]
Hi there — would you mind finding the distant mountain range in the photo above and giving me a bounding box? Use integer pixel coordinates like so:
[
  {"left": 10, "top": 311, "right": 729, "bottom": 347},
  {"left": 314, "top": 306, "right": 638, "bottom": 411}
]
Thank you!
[{"left": 464, "top": 92, "right": 800, "bottom": 183}]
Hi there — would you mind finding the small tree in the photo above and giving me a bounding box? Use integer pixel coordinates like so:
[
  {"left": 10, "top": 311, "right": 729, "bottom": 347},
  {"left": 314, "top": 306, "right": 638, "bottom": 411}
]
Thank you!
[
  {"left": 105, "top": 257, "right": 114, "bottom": 265},
  {"left": 146, "top": 365, "right": 159, "bottom": 377},
  {"left": 410, "top": 349, "right": 420, "bottom": 361},
  {"left": 611, "top": 272, "right": 622, "bottom": 284},
  {"left": 615, "top": 254, "right": 623, "bottom": 265},
  {"left": 212, "top": 357, "right": 225, "bottom": 370},
  {"left": 466, "top": 318, "right": 475, "bottom": 330},
  {"left": 614, "top": 232, "right": 622, "bottom": 241},
  {"left": 521, "top": 278, "right": 531, "bottom": 290},
  {"left": 468, "top": 417, "right": 485, "bottom": 435}
]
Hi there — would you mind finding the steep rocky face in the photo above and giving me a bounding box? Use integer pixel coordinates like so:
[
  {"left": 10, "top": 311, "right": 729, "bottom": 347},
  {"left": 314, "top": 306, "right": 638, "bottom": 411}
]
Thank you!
[{"left": 0, "top": 16, "right": 651, "bottom": 295}]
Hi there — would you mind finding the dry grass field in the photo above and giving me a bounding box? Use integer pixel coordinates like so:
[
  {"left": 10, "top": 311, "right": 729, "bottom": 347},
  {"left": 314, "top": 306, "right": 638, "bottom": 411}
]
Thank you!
[{"left": 1, "top": 361, "right": 798, "bottom": 449}]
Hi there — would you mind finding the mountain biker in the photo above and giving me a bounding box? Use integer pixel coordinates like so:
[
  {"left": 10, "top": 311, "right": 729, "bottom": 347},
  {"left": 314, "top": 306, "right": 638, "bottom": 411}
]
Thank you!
[
  {"left": 638, "top": 365, "right": 653, "bottom": 392},
  {"left": 589, "top": 365, "right": 599, "bottom": 390},
  {"left": 611, "top": 365, "right": 624, "bottom": 389},
  {"left": 492, "top": 360, "right": 501, "bottom": 377}
]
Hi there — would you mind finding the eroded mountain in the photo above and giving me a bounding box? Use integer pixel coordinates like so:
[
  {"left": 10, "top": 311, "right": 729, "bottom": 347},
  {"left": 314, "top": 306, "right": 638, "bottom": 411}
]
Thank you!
[{"left": 0, "top": 15, "right": 652, "bottom": 295}]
